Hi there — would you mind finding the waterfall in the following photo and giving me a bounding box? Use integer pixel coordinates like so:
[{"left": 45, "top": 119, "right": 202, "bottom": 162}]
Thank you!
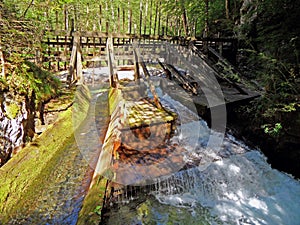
[{"left": 152, "top": 147, "right": 300, "bottom": 225}]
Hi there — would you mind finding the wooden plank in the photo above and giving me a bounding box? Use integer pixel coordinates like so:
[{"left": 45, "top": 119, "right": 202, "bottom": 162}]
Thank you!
[
  {"left": 76, "top": 44, "right": 83, "bottom": 84},
  {"left": 164, "top": 63, "right": 198, "bottom": 95},
  {"left": 133, "top": 42, "right": 163, "bottom": 109},
  {"left": 207, "top": 46, "right": 248, "bottom": 95}
]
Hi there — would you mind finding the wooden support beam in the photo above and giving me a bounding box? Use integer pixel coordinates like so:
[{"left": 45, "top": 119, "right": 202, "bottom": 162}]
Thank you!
[
  {"left": 133, "top": 41, "right": 162, "bottom": 109},
  {"left": 77, "top": 44, "right": 83, "bottom": 84},
  {"left": 68, "top": 35, "right": 79, "bottom": 84},
  {"left": 133, "top": 47, "right": 140, "bottom": 81},
  {"left": 207, "top": 46, "right": 248, "bottom": 95},
  {"left": 107, "top": 38, "right": 117, "bottom": 88}
]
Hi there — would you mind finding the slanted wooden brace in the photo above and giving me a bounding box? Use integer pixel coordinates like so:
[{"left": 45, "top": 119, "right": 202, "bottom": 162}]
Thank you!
[{"left": 67, "top": 34, "right": 83, "bottom": 85}]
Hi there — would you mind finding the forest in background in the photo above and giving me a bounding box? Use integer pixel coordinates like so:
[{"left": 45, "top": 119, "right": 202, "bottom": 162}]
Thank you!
[{"left": 0, "top": 0, "right": 300, "bottom": 174}]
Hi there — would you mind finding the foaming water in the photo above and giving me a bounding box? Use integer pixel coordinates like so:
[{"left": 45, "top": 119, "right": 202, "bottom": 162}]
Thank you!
[
  {"left": 103, "top": 93, "right": 300, "bottom": 225},
  {"left": 153, "top": 149, "right": 300, "bottom": 225},
  {"left": 104, "top": 136, "right": 300, "bottom": 225}
]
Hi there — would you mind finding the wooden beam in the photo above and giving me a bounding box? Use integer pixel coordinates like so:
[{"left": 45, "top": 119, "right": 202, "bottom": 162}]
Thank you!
[
  {"left": 107, "top": 38, "right": 117, "bottom": 88},
  {"left": 76, "top": 44, "right": 83, "bottom": 84},
  {"left": 68, "top": 35, "right": 79, "bottom": 84}
]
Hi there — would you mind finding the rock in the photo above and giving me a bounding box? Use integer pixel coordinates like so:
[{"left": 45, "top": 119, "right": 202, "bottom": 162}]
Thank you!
[{"left": 0, "top": 92, "right": 35, "bottom": 166}]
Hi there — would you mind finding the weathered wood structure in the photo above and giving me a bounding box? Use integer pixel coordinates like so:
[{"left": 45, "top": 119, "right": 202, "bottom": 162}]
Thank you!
[{"left": 94, "top": 38, "right": 183, "bottom": 185}]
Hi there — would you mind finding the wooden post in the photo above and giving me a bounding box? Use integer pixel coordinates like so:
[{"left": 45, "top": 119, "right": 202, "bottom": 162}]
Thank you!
[
  {"left": 133, "top": 48, "right": 140, "bottom": 81},
  {"left": 77, "top": 44, "right": 83, "bottom": 84},
  {"left": 68, "top": 35, "right": 79, "bottom": 84},
  {"left": 107, "top": 38, "right": 117, "bottom": 88}
]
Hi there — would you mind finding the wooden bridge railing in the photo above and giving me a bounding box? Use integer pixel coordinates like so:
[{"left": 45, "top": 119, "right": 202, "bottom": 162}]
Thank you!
[{"left": 40, "top": 27, "right": 239, "bottom": 86}]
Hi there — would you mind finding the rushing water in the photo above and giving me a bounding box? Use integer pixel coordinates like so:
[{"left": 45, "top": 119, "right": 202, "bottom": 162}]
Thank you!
[
  {"left": 6, "top": 67, "right": 300, "bottom": 224},
  {"left": 103, "top": 134, "right": 300, "bottom": 224},
  {"left": 102, "top": 85, "right": 300, "bottom": 225}
]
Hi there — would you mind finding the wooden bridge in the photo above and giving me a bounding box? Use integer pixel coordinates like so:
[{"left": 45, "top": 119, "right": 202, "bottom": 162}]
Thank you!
[
  {"left": 39, "top": 30, "right": 259, "bottom": 118},
  {"left": 37, "top": 4, "right": 258, "bottom": 117}
]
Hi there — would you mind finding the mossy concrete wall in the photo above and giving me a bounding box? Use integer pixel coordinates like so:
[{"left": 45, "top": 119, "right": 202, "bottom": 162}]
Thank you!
[{"left": 0, "top": 85, "right": 90, "bottom": 223}]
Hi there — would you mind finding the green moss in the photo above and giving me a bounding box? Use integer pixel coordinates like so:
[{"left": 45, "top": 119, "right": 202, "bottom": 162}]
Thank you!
[
  {"left": 0, "top": 85, "right": 91, "bottom": 223},
  {"left": 76, "top": 175, "right": 108, "bottom": 225},
  {"left": 0, "top": 109, "right": 73, "bottom": 221},
  {"left": 5, "top": 102, "right": 20, "bottom": 119}
]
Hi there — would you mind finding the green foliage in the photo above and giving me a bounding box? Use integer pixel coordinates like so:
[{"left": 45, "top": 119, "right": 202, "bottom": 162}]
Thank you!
[
  {"left": 216, "top": 61, "right": 241, "bottom": 82},
  {"left": 262, "top": 123, "right": 282, "bottom": 137},
  {"left": 4, "top": 53, "right": 61, "bottom": 102},
  {"left": 93, "top": 205, "right": 102, "bottom": 215}
]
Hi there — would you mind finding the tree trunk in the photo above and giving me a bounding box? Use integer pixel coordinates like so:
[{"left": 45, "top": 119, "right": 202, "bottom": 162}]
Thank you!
[
  {"left": 225, "top": 0, "right": 230, "bottom": 19},
  {"left": 180, "top": 0, "right": 188, "bottom": 36},
  {"left": 128, "top": 0, "right": 131, "bottom": 33},
  {"left": 139, "top": 1, "right": 143, "bottom": 35},
  {"left": 204, "top": 0, "right": 209, "bottom": 53},
  {"left": 149, "top": 0, "right": 153, "bottom": 35},
  {"left": 204, "top": 0, "right": 209, "bottom": 37}
]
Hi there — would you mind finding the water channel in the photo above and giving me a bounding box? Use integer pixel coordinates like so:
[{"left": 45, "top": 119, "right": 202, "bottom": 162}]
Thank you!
[{"left": 6, "top": 68, "right": 300, "bottom": 224}]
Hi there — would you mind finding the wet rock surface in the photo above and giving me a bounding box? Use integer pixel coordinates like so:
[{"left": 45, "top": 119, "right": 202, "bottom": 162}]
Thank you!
[{"left": 0, "top": 92, "right": 35, "bottom": 166}]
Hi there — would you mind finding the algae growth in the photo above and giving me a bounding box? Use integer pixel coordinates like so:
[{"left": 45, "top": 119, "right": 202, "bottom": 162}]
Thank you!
[{"left": 0, "top": 85, "right": 90, "bottom": 223}]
